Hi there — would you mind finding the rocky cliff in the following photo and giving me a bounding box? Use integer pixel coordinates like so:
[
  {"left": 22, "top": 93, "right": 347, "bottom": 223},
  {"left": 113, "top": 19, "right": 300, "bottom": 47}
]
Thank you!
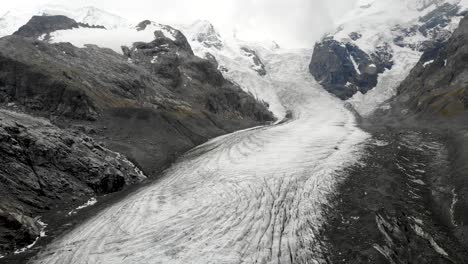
[{"left": 0, "top": 109, "right": 146, "bottom": 254}]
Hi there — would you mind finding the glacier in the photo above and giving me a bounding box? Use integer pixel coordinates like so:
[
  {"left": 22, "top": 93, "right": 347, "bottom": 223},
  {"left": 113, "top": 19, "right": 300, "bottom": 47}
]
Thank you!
[
  {"left": 1, "top": 4, "right": 381, "bottom": 263},
  {"left": 1, "top": 1, "right": 467, "bottom": 262},
  {"left": 31, "top": 44, "right": 370, "bottom": 264}
]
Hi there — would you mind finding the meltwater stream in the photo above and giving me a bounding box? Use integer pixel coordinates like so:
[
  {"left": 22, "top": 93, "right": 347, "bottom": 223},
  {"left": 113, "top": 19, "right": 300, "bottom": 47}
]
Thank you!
[{"left": 34, "top": 49, "right": 369, "bottom": 264}]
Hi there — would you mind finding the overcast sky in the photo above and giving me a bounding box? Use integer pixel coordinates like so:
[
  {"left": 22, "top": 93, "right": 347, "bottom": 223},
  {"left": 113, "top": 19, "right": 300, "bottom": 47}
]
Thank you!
[{"left": 2, "top": 0, "right": 358, "bottom": 47}]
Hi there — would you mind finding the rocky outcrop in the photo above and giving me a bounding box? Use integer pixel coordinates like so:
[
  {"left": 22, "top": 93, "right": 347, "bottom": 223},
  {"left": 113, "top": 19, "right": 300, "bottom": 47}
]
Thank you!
[
  {"left": 241, "top": 47, "right": 267, "bottom": 76},
  {"left": 0, "top": 109, "right": 145, "bottom": 253},
  {"left": 14, "top": 15, "right": 104, "bottom": 40},
  {"left": 310, "top": 38, "right": 391, "bottom": 99}
]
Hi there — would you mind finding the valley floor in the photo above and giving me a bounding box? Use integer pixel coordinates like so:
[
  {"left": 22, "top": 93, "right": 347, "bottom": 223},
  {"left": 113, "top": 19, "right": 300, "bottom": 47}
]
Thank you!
[{"left": 29, "top": 50, "right": 370, "bottom": 263}]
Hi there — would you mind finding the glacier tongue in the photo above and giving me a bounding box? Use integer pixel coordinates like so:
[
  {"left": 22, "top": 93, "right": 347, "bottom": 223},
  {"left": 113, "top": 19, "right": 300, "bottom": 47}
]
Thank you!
[{"left": 33, "top": 44, "right": 370, "bottom": 263}]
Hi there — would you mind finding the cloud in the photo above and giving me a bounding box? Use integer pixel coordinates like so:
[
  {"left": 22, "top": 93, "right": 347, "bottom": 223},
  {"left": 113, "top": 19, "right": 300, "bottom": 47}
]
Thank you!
[{"left": 2, "top": 0, "right": 357, "bottom": 48}]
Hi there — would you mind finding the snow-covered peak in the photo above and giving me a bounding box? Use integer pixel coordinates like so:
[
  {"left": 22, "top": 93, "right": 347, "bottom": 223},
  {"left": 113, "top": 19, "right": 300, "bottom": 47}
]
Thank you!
[
  {"left": 37, "top": 5, "right": 130, "bottom": 29},
  {"left": 337, "top": 0, "right": 465, "bottom": 39},
  {"left": 0, "top": 5, "right": 130, "bottom": 37},
  {"left": 179, "top": 20, "right": 223, "bottom": 49}
]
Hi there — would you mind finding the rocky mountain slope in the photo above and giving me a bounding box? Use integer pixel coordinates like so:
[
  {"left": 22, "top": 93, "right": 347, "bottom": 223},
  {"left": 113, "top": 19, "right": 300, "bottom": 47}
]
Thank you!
[
  {"left": 310, "top": 0, "right": 468, "bottom": 115},
  {"left": 395, "top": 12, "right": 468, "bottom": 118},
  {"left": 0, "top": 12, "right": 274, "bottom": 258},
  {"left": 0, "top": 109, "right": 146, "bottom": 255}
]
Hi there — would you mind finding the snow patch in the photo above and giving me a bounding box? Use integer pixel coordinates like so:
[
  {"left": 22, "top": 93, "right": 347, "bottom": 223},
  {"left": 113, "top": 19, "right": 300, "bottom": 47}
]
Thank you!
[
  {"left": 14, "top": 218, "right": 47, "bottom": 254},
  {"left": 423, "top": 60, "right": 434, "bottom": 67},
  {"left": 412, "top": 224, "right": 449, "bottom": 257},
  {"left": 411, "top": 179, "right": 426, "bottom": 185},
  {"left": 350, "top": 55, "right": 361, "bottom": 74},
  {"left": 68, "top": 197, "right": 98, "bottom": 216},
  {"left": 450, "top": 188, "right": 459, "bottom": 227}
]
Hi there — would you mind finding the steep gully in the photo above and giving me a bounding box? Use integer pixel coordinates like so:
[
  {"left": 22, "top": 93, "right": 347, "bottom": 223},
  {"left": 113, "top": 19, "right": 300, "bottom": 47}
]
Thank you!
[{"left": 30, "top": 50, "right": 371, "bottom": 263}]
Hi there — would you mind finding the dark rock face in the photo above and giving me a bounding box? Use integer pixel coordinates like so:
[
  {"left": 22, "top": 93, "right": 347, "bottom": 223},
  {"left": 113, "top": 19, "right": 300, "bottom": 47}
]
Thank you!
[
  {"left": 310, "top": 2, "right": 463, "bottom": 100},
  {"left": 310, "top": 37, "right": 391, "bottom": 100},
  {"left": 241, "top": 47, "right": 267, "bottom": 76},
  {"left": 0, "top": 109, "right": 145, "bottom": 253},
  {"left": 135, "top": 20, "right": 152, "bottom": 31},
  {"left": 14, "top": 15, "right": 104, "bottom": 40}
]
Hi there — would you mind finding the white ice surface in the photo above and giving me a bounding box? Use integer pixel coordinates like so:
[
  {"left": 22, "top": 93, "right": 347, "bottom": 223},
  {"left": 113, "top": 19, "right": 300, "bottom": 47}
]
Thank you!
[
  {"left": 67, "top": 198, "right": 98, "bottom": 216},
  {"left": 33, "top": 49, "right": 370, "bottom": 264}
]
